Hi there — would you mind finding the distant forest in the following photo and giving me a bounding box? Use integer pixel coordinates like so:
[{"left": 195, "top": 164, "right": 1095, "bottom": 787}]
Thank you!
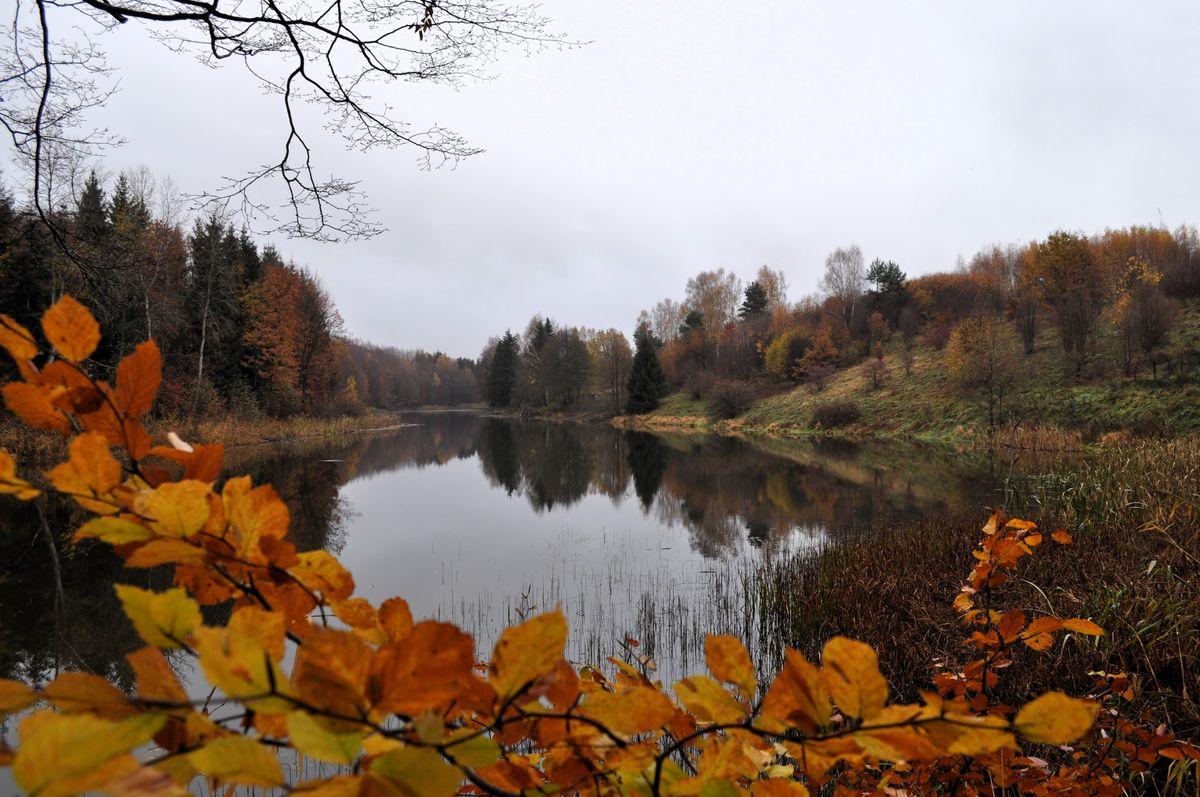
[
  {"left": 0, "top": 168, "right": 479, "bottom": 419},
  {"left": 3, "top": 166, "right": 1199, "bottom": 422}
]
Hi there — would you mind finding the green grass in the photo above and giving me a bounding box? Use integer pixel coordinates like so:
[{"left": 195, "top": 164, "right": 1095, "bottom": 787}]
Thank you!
[{"left": 670, "top": 300, "right": 1200, "bottom": 441}]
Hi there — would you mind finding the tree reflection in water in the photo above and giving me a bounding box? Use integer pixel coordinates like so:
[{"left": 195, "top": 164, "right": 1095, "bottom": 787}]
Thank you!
[{"left": 1, "top": 412, "right": 1012, "bottom": 689}]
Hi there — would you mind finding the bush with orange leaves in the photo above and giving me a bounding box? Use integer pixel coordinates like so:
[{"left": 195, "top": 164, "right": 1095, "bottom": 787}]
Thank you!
[{"left": 0, "top": 297, "right": 1195, "bottom": 796}]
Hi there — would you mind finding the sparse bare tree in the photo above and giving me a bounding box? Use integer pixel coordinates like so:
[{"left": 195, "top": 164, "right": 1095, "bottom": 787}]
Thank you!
[
  {"left": 1, "top": 0, "right": 567, "bottom": 251},
  {"left": 820, "top": 244, "right": 865, "bottom": 327}
]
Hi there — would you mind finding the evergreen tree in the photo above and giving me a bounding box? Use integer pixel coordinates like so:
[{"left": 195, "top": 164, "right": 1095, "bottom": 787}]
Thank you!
[
  {"left": 678, "top": 309, "right": 704, "bottom": 337},
  {"left": 738, "top": 281, "right": 769, "bottom": 319},
  {"left": 626, "top": 323, "right": 667, "bottom": 414},
  {"left": 75, "top": 171, "right": 109, "bottom": 243},
  {"left": 486, "top": 330, "right": 519, "bottom": 407}
]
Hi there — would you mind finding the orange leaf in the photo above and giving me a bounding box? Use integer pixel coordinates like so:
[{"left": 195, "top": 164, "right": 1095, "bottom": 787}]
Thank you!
[
  {"left": 3, "top": 382, "right": 72, "bottom": 434},
  {"left": 1062, "top": 618, "right": 1104, "bottom": 636},
  {"left": 760, "top": 648, "right": 830, "bottom": 734},
  {"left": 47, "top": 432, "right": 122, "bottom": 514},
  {"left": 0, "top": 449, "right": 40, "bottom": 500},
  {"left": 41, "top": 295, "right": 100, "bottom": 362},
  {"left": 1014, "top": 692, "right": 1097, "bottom": 744},
  {"left": 43, "top": 672, "right": 138, "bottom": 719},
  {"left": 674, "top": 675, "right": 746, "bottom": 724},
  {"left": 127, "top": 648, "right": 188, "bottom": 704},
  {"left": 0, "top": 678, "right": 38, "bottom": 715},
  {"left": 114, "top": 340, "right": 161, "bottom": 417},
  {"left": 137, "top": 480, "right": 212, "bottom": 538},
  {"left": 378, "top": 597, "right": 413, "bottom": 642},
  {"left": 998, "top": 609, "right": 1026, "bottom": 643},
  {"left": 0, "top": 314, "right": 38, "bottom": 362},
  {"left": 1051, "top": 527, "right": 1072, "bottom": 544}
]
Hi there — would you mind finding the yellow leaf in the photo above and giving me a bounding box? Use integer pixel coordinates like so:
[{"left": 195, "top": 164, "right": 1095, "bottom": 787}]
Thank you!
[
  {"left": 706, "top": 635, "right": 757, "bottom": 699},
  {"left": 123, "top": 538, "right": 207, "bottom": 568},
  {"left": 222, "top": 476, "right": 290, "bottom": 559},
  {"left": 370, "top": 746, "right": 461, "bottom": 797},
  {"left": 42, "top": 295, "right": 101, "bottom": 362},
  {"left": 0, "top": 449, "right": 40, "bottom": 500},
  {"left": 288, "top": 711, "right": 364, "bottom": 765},
  {"left": 580, "top": 686, "right": 677, "bottom": 736},
  {"left": 194, "top": 626, "right": 291, "bottom": 713},
  {"left": 188, "top": 735, "right": 284, "bottom": 788},
  {"left": 445, "top": 730, "right": 501, "bottom": 769},
  {"left": 137, "top": 480, "right": 212, "bottom": 538},
  {"left": 115, "top": 585, "right": 200, "bottom": 650},
  {"left": 0, "top": 678, "right": 38, "bottom": 715},
  {"left": 1062, "top": 618, "right": 1104, "bottom": 636},
  {"left": 47, "top": 432, "right": 122, "bottom": 514},
  {"left": 0, "top": 314, "right": 38, "bottom": 363},
  {"left": 1014, "top": 692, "right": 1097, "bottom": 745},
  {"left": 490, "top": 609, "right": 568, "bottom": 701},
  {"left": 819, "top": 637, "right": 888, "bottom": 721},
  {"left": 13, "top": 709, "right": 165, "bottom": 797},
  {"left": 674, "top": 675, "right": 746, "bottom": 724},
  {"left": 74, "top": 516, "right": 153, "bottom": 545}
]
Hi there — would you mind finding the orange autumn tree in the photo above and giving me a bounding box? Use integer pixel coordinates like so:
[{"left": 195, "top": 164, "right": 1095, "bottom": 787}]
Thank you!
[{"left": 0, "top": 297, "right": 1195, "bottom": 796}]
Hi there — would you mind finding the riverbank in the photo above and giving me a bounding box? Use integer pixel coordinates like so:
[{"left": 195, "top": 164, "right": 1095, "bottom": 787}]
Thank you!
[{"left": 0, "top": 409, "right": 415, "bottom": 460}]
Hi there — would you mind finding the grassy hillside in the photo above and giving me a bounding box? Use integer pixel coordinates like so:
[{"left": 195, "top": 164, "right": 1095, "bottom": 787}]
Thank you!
[{"left": 647, "top": 301, "right": 1200, "bottom": 441}]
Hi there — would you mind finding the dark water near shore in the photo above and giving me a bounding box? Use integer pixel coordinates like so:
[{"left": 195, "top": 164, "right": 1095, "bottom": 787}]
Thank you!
[{"left": 0, "top": 412, "right": 1027, "bottom": 692}]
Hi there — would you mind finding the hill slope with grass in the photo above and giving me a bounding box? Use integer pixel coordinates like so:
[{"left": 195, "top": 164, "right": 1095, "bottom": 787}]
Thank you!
[{"left": 634, "top": 302, "right": 1200, "bottom": 442}]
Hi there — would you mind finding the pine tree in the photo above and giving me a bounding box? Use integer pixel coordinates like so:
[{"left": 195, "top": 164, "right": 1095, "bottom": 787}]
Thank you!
[
  {"left": 738, "top": 281, "right": 768, "bottom": 319},
  {"left": 626, "top": 323, "right": 667, "bottom": 414},
  {"left": 486, "top": 331, "right": 519, "bottom": 407}
]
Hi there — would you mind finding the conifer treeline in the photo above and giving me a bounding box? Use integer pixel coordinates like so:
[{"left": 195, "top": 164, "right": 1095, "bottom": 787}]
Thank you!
[{"left": 0, "top": 169, "right": 478, "bottom": 418}]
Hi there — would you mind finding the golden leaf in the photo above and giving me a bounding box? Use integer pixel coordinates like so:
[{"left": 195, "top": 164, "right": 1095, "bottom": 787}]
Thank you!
[
  {"left": 674, "top": 675, "right": 746, "bottom": 724},
  {"left": 1062, "top": 618, "right": 1104, "bottom": 636},
  {"left": 41, "top": 295, "right": 100, "bottom": 363},
  {"left": 706, "top": 635, "right": 757, "bottom": 700},
  {"left": 194, "top": 626, "right": 292, "bottom": 713},
  {"left": 580, "top": 686, "right": 677, "bottom": 736},
  {"left": 1014, "top": 692, "right": 1097, "bottom": 744},
  {"left": 13, "top": 710, "right": 165, "bottom": 797},
  {"left": 74, "top": 516, "right": 154, "bottom": 545},
  {"left": 115, "top": 585, "right": 200, "bottom": 650},
  {"left": 0, "top": 449, "right": 40, "bottom": 500},
  {"left": 370, "top": 746, "right": 461, "bottom": 797},
  {"left": 490, "top": 609, "right": 568, "bottom": 701},
  {"left": 187, "top": 735, "right": 285, "bottom": 788},
  {"left": 127, "top": 647, "right": 188, "bottom": 705},
  {"left": 137, "top": 480, "right": 212, "bottom": 538},
  {"left": 819, "top": 637, "right": 888, "bottom": 721}
]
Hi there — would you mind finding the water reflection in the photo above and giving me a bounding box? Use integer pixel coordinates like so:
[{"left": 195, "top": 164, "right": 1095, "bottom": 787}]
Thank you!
[{"left": 1, "top": 413, "right": 1010, "bottom": 689}]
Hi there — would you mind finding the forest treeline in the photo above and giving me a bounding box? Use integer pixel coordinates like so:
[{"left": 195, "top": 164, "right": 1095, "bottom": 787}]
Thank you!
[
  {"left": 0, "top": 169, "right": 480, "bottom": 420},
  {"left": 4, "top": 166, "right": 1200, "bottom": 426},
  {"left": 480, "top": 226, "right": 1200, "bottom": 426}
]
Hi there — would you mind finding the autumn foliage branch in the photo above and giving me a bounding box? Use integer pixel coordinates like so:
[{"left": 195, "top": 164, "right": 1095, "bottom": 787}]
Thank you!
[{"left": 0, "top": 297, "right": 1195, "bottom": 796}]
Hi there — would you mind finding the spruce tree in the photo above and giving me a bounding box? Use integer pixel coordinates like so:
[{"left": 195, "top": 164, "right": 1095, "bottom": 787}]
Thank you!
[
  {"left": 487, "top": 331, "right": 519, "bottom": 407},
  {"left": 738, "top": 281, "right": 768, "bottom": 319},
  {"left": 626, "top": 324, "right": 667, "bottom": 414}
]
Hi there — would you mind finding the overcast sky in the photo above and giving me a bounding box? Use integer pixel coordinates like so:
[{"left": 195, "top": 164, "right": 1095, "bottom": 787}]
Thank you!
[{"left": 58, "top": 2, "right": 1200, "bottom": 354}]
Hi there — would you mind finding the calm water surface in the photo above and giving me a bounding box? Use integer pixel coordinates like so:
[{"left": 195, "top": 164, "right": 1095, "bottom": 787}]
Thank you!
[{"left": 1, "top": 411, "right": 1025, "bottom": 693}]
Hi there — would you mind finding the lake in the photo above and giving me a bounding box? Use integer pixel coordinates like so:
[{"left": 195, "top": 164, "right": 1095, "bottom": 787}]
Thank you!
[{"left": 0, "top": 411, "right": 1028, "bottom": 692}]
